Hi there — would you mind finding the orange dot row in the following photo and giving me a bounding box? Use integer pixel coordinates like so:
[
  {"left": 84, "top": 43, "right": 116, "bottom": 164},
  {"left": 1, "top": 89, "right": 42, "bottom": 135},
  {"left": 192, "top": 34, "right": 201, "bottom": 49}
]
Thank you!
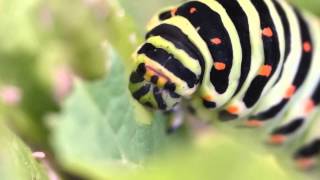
[
  {"left": 262, "top": 27, "right": 312, "bottom": 53},
  {"left": 170, "top": 8, "right": 177, "bottom": 16},
  {"left": 211, "top": 37, "right": 222, "bottom": 45},
  {"left": 190, "top": 7, "right": 197, "bottom": 14},
  {"left": 171, "top": 7, "right": 197, "bottom": 16},
  {"left": 284, "top": 85, "right": 296, "bottom": 99},
  {"left": 259, "top": 65, "right": 272, "bottom": 77},
  {"left": 303, "top": 41, "right": 312, "bottom": 53},
  {"left": 262, "top": 27, "right": 273, "bottom": 37},
  {"left": 305, "top": 99, "right": 315, "bottom": 114},
  {"left": 214, "top": 62, "right": 226, "bottom": 71}
]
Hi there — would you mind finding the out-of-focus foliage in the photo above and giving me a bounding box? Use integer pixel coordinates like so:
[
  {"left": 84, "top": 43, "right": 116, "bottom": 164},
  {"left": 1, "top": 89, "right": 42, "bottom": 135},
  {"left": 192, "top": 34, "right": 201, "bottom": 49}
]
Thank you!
[
  {"left": 0, "top": 0, "right": 57, "bottom": 147},
  {"left": 290, "top": 0, "right": 320, "bottom": 16},
  {"left": 0, "top": 125, "right": 48, "bottom": 180},
  {"left": 0, "top": 0, "right": 319, "bottom": 179},
  {"left": 41, "top": 0, "right": 108, "bottom": 79}
]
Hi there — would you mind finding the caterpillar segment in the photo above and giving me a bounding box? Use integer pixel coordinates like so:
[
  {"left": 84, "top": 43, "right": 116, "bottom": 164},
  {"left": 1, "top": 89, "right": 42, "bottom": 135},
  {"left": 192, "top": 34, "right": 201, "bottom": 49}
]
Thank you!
[
  {"left": 219, "top": 0, "right": 286, "bottom": 120},
  {"left": 267, "top": 19, "right": 319, "bottom": 147},
  {"left": 128, "top": 0, "right": 320, "bottom": 167},
  {"left": 246, "top": 0, "right": 303, "bottom": 127}
]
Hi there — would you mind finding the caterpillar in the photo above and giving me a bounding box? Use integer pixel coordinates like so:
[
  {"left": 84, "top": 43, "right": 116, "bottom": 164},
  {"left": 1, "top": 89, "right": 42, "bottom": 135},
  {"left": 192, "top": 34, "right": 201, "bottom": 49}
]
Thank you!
[{"left": 128, "top": 0, "right": 320, "bottom": 169}]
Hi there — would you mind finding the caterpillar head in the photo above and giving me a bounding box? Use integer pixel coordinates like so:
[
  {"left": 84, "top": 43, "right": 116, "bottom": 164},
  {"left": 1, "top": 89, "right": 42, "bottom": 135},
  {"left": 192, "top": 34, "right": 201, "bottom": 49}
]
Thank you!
[{"left": 129, "top": 40, "right": 202, "bottom": 111}]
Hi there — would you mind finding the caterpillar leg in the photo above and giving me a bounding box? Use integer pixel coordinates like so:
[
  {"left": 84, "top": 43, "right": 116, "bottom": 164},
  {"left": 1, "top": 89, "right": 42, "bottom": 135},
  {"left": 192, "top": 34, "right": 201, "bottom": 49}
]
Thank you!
[
  {"left": 267, "top": 74, "right": 320, "bottom": 145},
  {"left": 267, "top": 98, "right": 319, "bottom": 145},
  {"left": 294, "top": 115, "right": 320, "bottom": 170},
  {"left": 166, "top": 105, "right": 184, "bottom": 134},
  {"left": 166, "top": 104, "right": 200, "bottom": 134},
  {"left": 295, "top": 139, "right": 320, "bottom": 170}
]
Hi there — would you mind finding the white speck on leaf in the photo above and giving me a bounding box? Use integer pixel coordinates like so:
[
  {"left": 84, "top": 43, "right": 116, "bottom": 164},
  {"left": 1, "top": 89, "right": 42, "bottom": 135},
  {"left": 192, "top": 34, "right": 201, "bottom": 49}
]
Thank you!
[{"left": 32, "top": 152, "right": 46, "bottom": 159}]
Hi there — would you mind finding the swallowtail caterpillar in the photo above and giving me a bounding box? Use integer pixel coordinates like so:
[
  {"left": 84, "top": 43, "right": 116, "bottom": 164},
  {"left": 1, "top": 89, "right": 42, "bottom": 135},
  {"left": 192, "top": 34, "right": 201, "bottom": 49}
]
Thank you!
[{"left": 128, "top": 0, "right": 320, "bottom": 169}]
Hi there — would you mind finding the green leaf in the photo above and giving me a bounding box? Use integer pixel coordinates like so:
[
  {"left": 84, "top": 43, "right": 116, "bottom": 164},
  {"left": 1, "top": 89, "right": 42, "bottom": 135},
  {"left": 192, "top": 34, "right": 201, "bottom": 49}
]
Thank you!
[
  {"left": 51, "top": 48, "right": 168, "bottom": 179},
  {"left": 0, "top": 124, "right": 48, "bottom": 180},
  {"left": 117, "top": 134, "right": 310, "bottom": 180},
  {"left": 290, "top": 0, "right": 320, "bottom": 16}
]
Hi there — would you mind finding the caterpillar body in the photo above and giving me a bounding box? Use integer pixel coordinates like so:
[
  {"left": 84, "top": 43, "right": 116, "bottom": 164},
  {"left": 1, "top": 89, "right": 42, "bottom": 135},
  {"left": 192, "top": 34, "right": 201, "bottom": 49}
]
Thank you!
[{"left": 128, "top": 0, "right": 320, "bottom": 169}]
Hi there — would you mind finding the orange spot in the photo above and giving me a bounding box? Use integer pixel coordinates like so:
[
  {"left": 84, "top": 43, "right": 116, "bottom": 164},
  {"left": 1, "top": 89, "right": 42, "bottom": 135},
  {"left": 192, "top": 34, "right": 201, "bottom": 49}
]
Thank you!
[
  {"left": 145, "top": 69, "right": 154, "bottom": 79},
  {"left": 245, "top": 120, "right": 264, "bottom": 128},
  {"left": 262, "top": 27, "right": 273, "bottom": 37},
  {"left": 284, "top": 85, "right": 296, "bottom": 99},
  {"left": 170, "top": 8, "right": 177, "bottom": 16},
  {"left": 303, "top": 41, "right": 312, "bottom": 53},
  {"left": 210, "top": 38, "right": 222, "bottom": 45},
  {"left": 214, "top": 62, "right": 226, "bottom": 71},
  {"left": 189, "top": 7, "right": 197, "bottom": 14},
  {"left": 157, "top": 77, "right": 167, "bottom": 88},
  {"left": 259, "top": 65, "right": 272, "bottom": 77},
  {"left": 305, "top": 99, "right": 315, "bottom": 114},
  {"left": 296, "top": 158, "right": 316, "bottom": 170},
  {"left": 227, "top": 105, "right": 239, "bottom": 115},
  {"left": 203, "top": 95, "right": 214, "bottom": 101},
  {"left": 269, "top": 134, "right": 287, "bottom": 145}
]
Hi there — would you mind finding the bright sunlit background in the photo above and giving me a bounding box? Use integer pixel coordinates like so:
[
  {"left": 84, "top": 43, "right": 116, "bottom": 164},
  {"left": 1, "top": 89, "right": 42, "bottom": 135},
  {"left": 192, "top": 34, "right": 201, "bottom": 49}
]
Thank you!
[{"left": 0, "top": 0, "right": 319, "bottom": 179}]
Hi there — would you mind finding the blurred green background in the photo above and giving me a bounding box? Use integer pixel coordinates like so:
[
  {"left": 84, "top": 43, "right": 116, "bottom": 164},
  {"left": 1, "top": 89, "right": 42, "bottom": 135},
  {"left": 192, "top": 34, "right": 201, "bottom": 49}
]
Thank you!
[{"left": 0, "top": 0, "right": 319, "bottom": 179}]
